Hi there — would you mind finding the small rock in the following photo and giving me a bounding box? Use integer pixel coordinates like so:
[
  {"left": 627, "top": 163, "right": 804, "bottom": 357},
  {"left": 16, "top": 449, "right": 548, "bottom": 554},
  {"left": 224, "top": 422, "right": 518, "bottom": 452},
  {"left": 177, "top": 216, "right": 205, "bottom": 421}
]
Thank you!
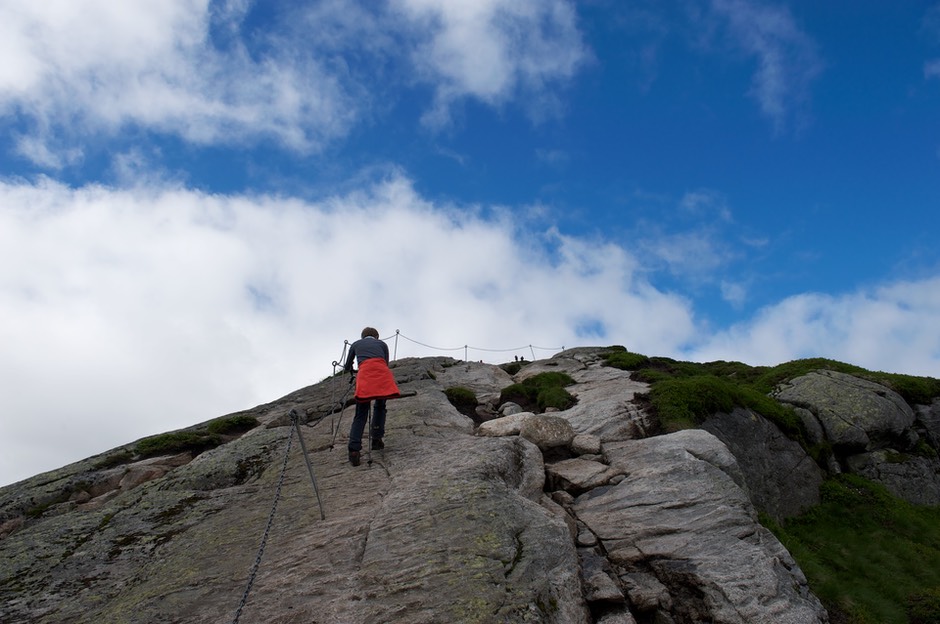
[
  {"left": 551, "top": 490, "right": 575, "bottom": 507},
  {"left": 499, "top": 402, "right": 524, "bottom": 415},
  {"left": 576, "top": 528, "right": 597, "bottom": 547},
  {"left": 571, "top": 433, "right": 602, "bottom": 455},
  {"left": 119, "top": 466, "right": 168, "bottom": 491},
  {"left": 476, "top": 412, "right": 534, "bottom": 437},
  {"left": 546, "top": 457, "right": 617, "bottom": 494},
  {"left": 597, "top": 610, "right": 638, "bottom": 624},
  {"left": 519, "top": 415, "right": 575, "bottom": 450}
]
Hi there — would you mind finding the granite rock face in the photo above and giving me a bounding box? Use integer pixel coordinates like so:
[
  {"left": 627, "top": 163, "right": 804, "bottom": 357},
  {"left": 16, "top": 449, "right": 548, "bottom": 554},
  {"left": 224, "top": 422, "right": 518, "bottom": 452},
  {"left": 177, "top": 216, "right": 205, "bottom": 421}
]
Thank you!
[
  {"left": 773, "top": 370, "right": 915, "bottom": 452},
  {"left": 702, "top": 408, "right": 824, "bottom": 522},
  {"left": 772, "top": 369, "right": 940, "bottom": 506},
  {"left": 0, "top": 348, "right": 879, "bottom": 624},
  {"left": 573, "top": 430, "right": 827, "bottom": 624}
]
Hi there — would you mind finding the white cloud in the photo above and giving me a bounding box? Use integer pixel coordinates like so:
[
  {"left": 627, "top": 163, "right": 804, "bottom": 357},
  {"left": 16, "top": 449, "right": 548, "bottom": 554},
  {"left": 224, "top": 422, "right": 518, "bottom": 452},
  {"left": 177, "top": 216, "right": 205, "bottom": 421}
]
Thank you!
[
  {"left": 926, "top": 59, "right": 940, "bottom": 80},
  {"left": 535, "top": 148, "right": 570, "bottom": 167},
  {"left": 392, "top": 0, "right": 588, "bottom": 128},
  {"left": 709, "top": 0, "right": 822, "bottom": 133},
  {"left": 720, "top": 280, "right": 748, "bottom": 307},
  {"left": 679, "top": 189, "right": 732, "bottom": 222},
  {"left": 639, "top": 229, "right": 733, "bottom": 278},
  {"left": 3, "top": 175, "right": 940, "bottom": 487},
  {"left": 0, "top": 174, "right": 694, "bottom": 486},
  {"left": 690, "top": 281, "right": 940, "bottom": 375},
  {"left": 0, "top": 0, "right": 361, "bottom": 159},
  {"left": 0, "top": 0, "right": 590, "bottom": 164}
]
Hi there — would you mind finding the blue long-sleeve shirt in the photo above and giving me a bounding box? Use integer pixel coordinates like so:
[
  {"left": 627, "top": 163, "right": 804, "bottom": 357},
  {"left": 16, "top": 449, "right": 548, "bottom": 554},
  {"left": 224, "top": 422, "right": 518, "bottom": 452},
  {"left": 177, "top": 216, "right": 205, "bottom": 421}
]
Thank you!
[{"left": 344, "top": 336, "right": 390, "bottom": 372}]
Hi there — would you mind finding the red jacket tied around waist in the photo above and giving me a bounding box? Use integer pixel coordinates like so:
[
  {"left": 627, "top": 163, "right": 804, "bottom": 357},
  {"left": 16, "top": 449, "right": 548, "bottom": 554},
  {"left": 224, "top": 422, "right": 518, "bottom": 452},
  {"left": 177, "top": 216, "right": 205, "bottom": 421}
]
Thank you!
[{"left": 355, "top": 357, "right": 400, "bottom": 402}]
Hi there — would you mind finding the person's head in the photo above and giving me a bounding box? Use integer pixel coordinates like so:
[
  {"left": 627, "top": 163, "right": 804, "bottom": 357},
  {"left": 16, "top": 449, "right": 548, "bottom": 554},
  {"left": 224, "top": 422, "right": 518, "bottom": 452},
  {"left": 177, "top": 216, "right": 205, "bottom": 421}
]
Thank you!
[{"left": 361, "top": 327, "right": 379, "bottom": 339}]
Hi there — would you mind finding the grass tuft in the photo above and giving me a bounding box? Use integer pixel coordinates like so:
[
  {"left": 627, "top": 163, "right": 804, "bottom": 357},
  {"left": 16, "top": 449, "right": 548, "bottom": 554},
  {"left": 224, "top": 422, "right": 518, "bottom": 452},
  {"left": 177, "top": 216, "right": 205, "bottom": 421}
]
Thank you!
[
  {"left": 767, "top": 474, "right": 940, "bottom": 624},
  {"left": 603, "top": 349, "right": 650, "bottom": 371},
  {"left": 205, "top": 414, "right": 259, "bottom": 435},
  {"left": 136, "top": 431, "right": 223, "bottom": 458},
  {"left": 445, "top": 386, "right": 479, "bottom": 419},
  {"left": 499, "top": 372, "right": 576, "bottom": 413}
]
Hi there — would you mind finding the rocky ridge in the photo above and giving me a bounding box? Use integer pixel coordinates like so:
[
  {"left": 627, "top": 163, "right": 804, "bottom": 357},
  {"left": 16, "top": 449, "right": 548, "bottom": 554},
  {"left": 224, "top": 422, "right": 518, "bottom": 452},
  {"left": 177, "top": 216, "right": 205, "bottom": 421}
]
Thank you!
[{"left": 1, "top": 347, "right": 938, "bottom": 623}]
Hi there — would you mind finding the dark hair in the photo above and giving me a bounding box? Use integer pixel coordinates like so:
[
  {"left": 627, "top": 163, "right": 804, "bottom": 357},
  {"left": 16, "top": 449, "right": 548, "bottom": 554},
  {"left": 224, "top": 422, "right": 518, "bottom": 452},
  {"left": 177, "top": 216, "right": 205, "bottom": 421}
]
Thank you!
[{"left": 361, "top": 327, "right": 379, "bottom": 339}]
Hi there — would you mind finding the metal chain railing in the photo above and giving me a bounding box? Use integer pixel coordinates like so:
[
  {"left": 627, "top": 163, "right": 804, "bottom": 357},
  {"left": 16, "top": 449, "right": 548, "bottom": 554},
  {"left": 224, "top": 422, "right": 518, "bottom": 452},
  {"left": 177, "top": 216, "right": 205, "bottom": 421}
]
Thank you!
[
  {"left": 388, "top": 329, "right": 563, "bottom": 362},
  {"left": 230, "top": 332, "right": 550, "bottom": 621},
  {"left": 230, "top": 419, "right": 297, "bottom": 624}
]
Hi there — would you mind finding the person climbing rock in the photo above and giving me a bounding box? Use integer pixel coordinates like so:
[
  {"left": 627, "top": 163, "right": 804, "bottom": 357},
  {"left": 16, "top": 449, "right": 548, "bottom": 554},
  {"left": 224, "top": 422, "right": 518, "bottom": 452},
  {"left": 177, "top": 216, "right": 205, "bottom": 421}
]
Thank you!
[{"left": 343, "top": 327, "right": 400, "bottom": 466}]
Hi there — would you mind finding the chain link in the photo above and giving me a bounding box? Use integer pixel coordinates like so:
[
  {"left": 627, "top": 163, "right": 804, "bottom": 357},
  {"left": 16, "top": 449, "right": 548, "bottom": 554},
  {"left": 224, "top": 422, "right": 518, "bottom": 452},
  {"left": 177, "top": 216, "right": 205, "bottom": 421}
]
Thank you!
[{"left": 230, "top": 421, "right": 296, "bottom": 624}]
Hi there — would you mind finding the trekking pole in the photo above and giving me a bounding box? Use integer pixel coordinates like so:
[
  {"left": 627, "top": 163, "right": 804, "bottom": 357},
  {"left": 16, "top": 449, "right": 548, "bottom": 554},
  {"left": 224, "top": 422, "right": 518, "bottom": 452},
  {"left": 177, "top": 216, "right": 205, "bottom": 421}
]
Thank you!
[
  {"left": 289, "top": 409, "right": 326, "bottom": 520},
  {"left": 329, "top": 372, "right": 356, "bottom": 451},
  {"left": 365, "top": 404, "right": 373, "bottom": 467}
]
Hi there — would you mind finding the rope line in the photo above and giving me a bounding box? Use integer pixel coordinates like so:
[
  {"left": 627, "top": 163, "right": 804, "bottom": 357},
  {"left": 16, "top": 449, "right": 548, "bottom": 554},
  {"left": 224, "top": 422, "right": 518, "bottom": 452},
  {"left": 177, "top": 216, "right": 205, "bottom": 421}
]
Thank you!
[
  {"left": 391, "top": 331, "right": 564, "bottom": 356},
  {"left": 230, "top": 332, "right": 563, "bottom": 622}
]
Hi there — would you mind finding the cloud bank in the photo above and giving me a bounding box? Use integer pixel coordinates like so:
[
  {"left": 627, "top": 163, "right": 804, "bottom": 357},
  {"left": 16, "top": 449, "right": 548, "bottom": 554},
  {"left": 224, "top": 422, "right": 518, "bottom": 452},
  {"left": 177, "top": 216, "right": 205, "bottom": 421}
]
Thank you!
[
  {"left": 3, "top": 174, "right": 939, "bottom": 486},
  {"left": 1, "top": 1, "right": 937, "bottom": 494},
  {"left": 0, "top": 174, "right": 693, "bottom": 486},
  {"left": 709, "top": 0, "right": 822, "bottom": 133},
  {"left": 0, "top": 0, "right": 589, "bottom": 163}
]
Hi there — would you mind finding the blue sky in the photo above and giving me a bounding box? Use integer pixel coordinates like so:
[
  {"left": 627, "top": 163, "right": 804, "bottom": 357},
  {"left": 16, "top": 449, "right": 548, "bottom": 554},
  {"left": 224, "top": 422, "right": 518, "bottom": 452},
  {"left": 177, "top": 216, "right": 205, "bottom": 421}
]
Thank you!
[{"left": 2, "top": 0, "right": 940, "bottom": 486}]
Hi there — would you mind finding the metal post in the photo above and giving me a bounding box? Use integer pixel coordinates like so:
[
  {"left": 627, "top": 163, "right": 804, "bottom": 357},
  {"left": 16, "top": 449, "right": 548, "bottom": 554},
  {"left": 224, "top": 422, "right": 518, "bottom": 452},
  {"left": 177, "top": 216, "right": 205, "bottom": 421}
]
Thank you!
[{"left": 289, "top": 409, "right": 326, "bottom": 520}]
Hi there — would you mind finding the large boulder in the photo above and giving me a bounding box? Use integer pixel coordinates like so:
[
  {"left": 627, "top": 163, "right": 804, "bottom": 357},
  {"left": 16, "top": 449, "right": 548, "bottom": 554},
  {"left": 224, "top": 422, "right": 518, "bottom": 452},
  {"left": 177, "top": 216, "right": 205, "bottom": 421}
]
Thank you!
[
  {"left": 520, "top": 414, "right": 576, "bottom": 451},
  {"left": 772, "top": 370, "right": 940, "bottom": 505},
  {"left": 0, "top": 353, "right": 831, "bottom": 624},
  {"left": 519, "top": 348, "right": 654, "bottom": 442},
  {"left": 846, "top": 451, "right": 940, "bottom": 506},
  {"left": 917, "top": 398, "right": 940, "bottom": 449},
  {"left": 702, "top": 407, "right": 823, "bottom": 521},
  {"left": 573, "top": 430, "right": 828, "bottom": 624},
  {"left": 0, "top": 358, "right": 589, "bottom": 624},
  {"left": 772, "top": 370, "right": 915, "bottom": 453}
]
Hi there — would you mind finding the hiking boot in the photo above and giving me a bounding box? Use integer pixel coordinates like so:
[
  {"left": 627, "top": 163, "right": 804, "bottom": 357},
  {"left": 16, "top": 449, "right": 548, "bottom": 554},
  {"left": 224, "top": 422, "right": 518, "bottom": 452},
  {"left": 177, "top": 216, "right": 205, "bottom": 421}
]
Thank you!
[
  {"left": 371, "top": 438, "right": 384, "bottom": 450},
  {"left": 348, "top": 450, "right": 360, "bottom": 466}
]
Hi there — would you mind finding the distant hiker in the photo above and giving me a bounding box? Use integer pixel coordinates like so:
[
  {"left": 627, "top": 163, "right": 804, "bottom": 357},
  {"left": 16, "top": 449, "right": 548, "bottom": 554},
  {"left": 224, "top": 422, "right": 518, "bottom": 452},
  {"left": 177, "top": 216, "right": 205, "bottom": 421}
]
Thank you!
[{"left": 344, "top": 327, "right": 400, "bottom": 466}]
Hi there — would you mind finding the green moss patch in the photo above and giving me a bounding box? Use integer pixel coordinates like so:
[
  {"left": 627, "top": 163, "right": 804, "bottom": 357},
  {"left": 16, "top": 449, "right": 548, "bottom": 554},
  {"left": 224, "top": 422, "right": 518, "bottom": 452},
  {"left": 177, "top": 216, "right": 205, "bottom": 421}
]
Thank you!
[
  {"left": 445, "top": 386, "right": 479, "bottom": 419},
  {"left": 205, "top": 414, "right": 259, "bottom": 435},
  {"left": 136, "top": 431, "right": 223, "bottom": 458},
  {"left": 499, "top": 372, "right": 576, "bottom": 413},
  {"left": 602, "top": 349, "right": 650, "bottom": 371},
  {"left": 767, "top": 475, "right": 940, "bottom": 624}
]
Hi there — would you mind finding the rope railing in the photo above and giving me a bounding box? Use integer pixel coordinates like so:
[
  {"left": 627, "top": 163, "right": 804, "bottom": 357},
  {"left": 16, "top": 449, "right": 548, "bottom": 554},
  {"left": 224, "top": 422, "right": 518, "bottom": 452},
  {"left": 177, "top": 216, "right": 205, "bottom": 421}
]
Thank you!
[{"left": 385, "top": 330, "right": 564, "bottom": 362}]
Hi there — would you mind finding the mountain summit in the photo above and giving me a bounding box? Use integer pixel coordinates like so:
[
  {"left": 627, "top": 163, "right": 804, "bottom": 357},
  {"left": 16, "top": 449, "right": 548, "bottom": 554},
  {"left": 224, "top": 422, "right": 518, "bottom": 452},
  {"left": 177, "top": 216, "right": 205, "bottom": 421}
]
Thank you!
[{"left": 3, "top": 347, "right": 939, "bottom": 623}]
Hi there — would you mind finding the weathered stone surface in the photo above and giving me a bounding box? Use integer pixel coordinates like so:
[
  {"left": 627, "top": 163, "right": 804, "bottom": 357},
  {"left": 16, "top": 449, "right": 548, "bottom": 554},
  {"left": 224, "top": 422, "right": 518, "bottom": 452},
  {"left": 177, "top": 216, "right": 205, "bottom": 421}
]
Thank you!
[
  {"left": 773, "top": 370, "right": 915, "bottom": 452},
  {"left": 499, "top": 401, "right": 524, "bottom": 415},
  {"left": 792, "top": 406, "right": 825, "bottom": 447},
  {"left": 620, "top": 571, "right": 672, "bottom": 613},
  {"left": 574, "top": 430, "right": 828, "bottom": 624},
  {"left": 0, "top": 357, "right": 588, "bottom": 624},
  {"left": 476, "top": 411, "right": 534, "bottom": 437},
  {"left": 519, "top": 414, "right": 575, "bottom": 450},
  {"left": 0, "top": 351, "right": 841, "bottom": 624},
  {"left": 576, "top": 526, "right": 598, "bottom": 547},
  {"left": 515, "top": 348, "right": 654, "bottom": 442},
  {"left": 597, "top": 611, "right": 638, "bottom": 624},
  {"left": 431, "top": 358, "right": 515, "bottom": 407},
  {"left": 702, "top": 407, "right": 823, "bottom": 521},
  {"left": 571, "top": 433, "right": 602, "bottom": 455},
  {"left": 546, "top": 457, "right": 619, "bottom": 495},
  {"left": 579, "top": 547, "right": 625, "bottom": 603},
  {"left": 846, "top": 451, "right": 940, "bottom": 505},
  {"left": 564, "top": 369, "right": 652, "bottom": 442},
  {"left": 917, "top": 398, "right": 940, "bottom": 449}
]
